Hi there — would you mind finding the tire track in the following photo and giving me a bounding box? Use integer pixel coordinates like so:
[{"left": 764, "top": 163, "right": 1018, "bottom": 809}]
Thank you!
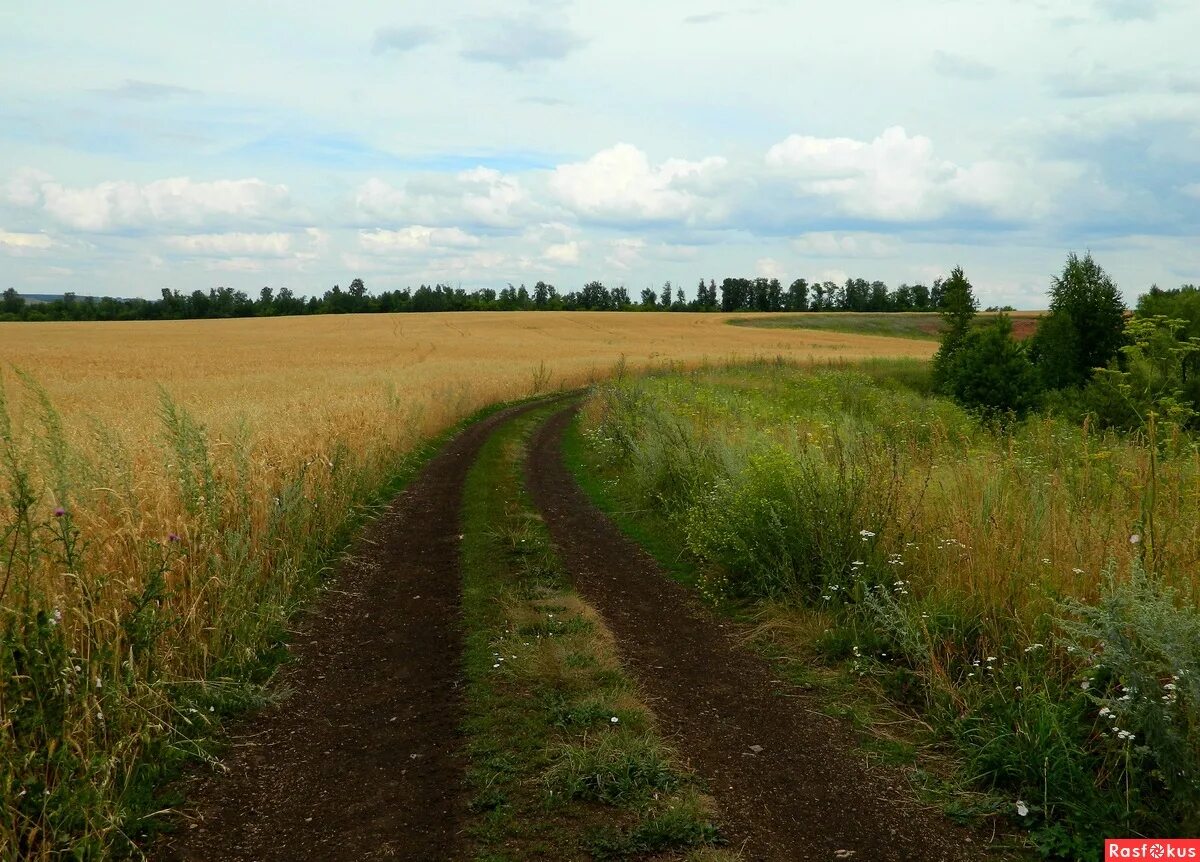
[
  {"left": 161, "top": 398, "right": 554, "bottom": 862},
  {"left": 525, "top": 404, "right": 987, "bottom": 862}
]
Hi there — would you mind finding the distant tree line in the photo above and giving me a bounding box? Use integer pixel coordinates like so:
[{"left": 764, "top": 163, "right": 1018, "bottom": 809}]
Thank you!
[
  {"left": 4, "top": 273, "right": 988, "bottom": 322},
  {"left": 930, "top": 253, "right": 1200, "bottom": 430}
]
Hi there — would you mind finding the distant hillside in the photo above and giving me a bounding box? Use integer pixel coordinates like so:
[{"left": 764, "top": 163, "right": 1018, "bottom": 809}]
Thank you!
[{"left": 16, "top": 292, "right": 134, "bottom": 304}]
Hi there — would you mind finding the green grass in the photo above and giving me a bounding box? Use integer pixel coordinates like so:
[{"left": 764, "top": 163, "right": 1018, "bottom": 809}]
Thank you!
[
  {"left": 458, "top": 404, "right": 730, "bottom": 860},
  {"left": 566, "top": 359, "right": 1200, "bottom": 859},
  {"left": 729, "top": 311, "right": 1042, "bottom": 342}
]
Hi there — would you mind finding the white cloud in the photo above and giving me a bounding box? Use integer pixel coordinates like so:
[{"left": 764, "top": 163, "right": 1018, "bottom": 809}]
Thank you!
[
  {"left": 543, "top": 240, "right": 581, "bottom": 264},
  {"left": 606, "top": 237, "right": 645, "bottom": 270},
  {"left": 755, "top": 257, "right": 784, "bottom": 279},
  {"left": 766, "top": 127, "right": 957, "bottom": 221},
  {"left": 550, "top": 143, "right": 727, "bottom": 223},
  {"left": 1183, "top": 183, "right": 1200, "bottom": 200},
  {"left": 355, "top": 168, "right": 533, "bottom": 228},
  {"left": 765, "top": 126, "right": 1075, "bottom": 222},
  {"left": 7, "top": 173, "right": 292, "bottom": 232},
  {"left": 0, "top": 229, "right": 53, "bottom": 251},
  {"left": 358, "top": 226, "right": 481, "bottom": 253},
  {"left": 164, "top": 232, "right": 293, "bottom": 256},
  {"left": 792, "top": 232, "right": 899, "bottom": 258}
]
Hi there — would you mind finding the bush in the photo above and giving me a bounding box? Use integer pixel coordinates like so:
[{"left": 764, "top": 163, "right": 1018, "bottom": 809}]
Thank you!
[
  {"left": 1059, "top": 561, "right": 1200, "bottom": 834},
  {"left": 940, "top": 316, "right": 1042, "bottom": 418},
  {"left": 1082, "top": 315, "right": 1200, "bottom": 431}
]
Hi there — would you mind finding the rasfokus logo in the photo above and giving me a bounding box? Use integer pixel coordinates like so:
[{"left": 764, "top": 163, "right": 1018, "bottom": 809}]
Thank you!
[{"left": 1106, "top": 839, "right": 1200, "bottom": 859}]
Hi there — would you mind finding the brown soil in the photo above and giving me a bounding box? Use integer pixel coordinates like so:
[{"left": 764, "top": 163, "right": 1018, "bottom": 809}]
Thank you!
[
  {"left": 159, "top": 399, "right": 550, "bottom": 862},
  {"left": 525, "top": 405, "right": 993, "bottom": 862}
]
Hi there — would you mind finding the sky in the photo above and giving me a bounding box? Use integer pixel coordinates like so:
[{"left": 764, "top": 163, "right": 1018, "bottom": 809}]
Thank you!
[{"left": 1, "top": 0, "right": 1198, "bottom": 307}]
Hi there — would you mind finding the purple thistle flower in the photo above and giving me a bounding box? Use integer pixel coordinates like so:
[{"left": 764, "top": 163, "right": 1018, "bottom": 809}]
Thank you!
[
  {"left": 53, "top": 507, "right": 66, "bottom": 518},
  {"left": 167, "top": 533, "right": 181, "bottom": 543}
]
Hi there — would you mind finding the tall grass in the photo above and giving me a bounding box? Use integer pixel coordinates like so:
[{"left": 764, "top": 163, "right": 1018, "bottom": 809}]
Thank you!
[
  {"left": 581, "top": 359, "right": 1200, "bottom": 857},
  {"left": 0, "top": 372, "right": 437, "bottom": 856}
]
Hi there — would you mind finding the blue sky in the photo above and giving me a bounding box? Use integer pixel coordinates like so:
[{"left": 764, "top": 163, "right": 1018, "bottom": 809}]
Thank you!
[{"left": 1, "top": 0, "right": 1197, "bottom": 306}]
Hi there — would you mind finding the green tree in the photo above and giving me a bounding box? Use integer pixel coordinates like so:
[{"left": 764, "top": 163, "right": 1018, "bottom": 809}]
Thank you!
[
  {"left": 2, "top": 288, "right": 27, "bottom": 315},
  {"left": 941, "top": 316, "right": 1041, "bottom": 417},
  {"left": 931, "top": 266, "right": 978, "bottom": 390},
  {"left": 1031, "top": 252, "right": 1126, "bottom": 389}
]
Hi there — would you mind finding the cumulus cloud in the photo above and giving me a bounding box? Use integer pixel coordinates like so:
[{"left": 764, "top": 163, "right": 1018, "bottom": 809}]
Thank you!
[
  {"left": 764, "top": 126, "right": 1066, "bottom": 222},
  {"left": 755, "top": 257, "right": 784, "bottom": 279},
  {"left": 164, "top": 232, "right": 294, "bottom": 256},
  {"left": 606, "top": 237, "right": 645, "bottom": 270},
  {"left": 372, "top": 26, "right": 440, "bottom": 54},
  {"left": 0, "top": 230, "right": 53, "bottom": 252},
  {"left": 358, "top": 226, "right": 481, "bottom": 253},
  {"left": 5, "top": 173, "right": 293, "bottom": 232},
  {"left": 543, "top": 240, "right": 581, "bottom": 264},
  {"left": 355, "top": 167, "right": 534, "bottom": 228},
  {"left": 550, "top": 143, "right": 727, "bottom": 224},
  {"left": 460, "top": 16, "right": 587, "bottom": 70}
]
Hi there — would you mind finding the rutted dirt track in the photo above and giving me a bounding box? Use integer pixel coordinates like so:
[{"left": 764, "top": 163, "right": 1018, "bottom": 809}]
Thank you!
[
  {"left": 164, "top": 399, "right": 988, "bottom": 862},
  {"left": 526, "top": 406, "right": 983, "bottom": 862},
  {"left": 162, "top": 399, "right": 550, "bottom": 862}
]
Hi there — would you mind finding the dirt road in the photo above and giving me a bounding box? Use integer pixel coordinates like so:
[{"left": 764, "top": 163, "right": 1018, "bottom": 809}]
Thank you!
[{"left": 165, "top": 399, "right": 987, "bottom": 862}]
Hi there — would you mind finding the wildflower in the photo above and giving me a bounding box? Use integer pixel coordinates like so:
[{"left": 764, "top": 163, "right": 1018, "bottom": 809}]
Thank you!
[
  {"left": 54, "top": 507, "right": 66, "bottom": 518},
  {"left": 1099, "top": 707, "right": 1112, "bottom": 717},
  {"left": 858, "top": 529, "right": 875, "bottom": 539},
  {"left": 1023, "top": 643, "right": 1044, "bottom": 653},
  {"left": 1015, "top": 800, "right": 1029, "bottom": 817},
  {"left": 168, "top": 533, "right": 181, "bottom": 543},
  {"left": 1130, "top": 534, "right": 1141, "bottom": 544},
  {"left": 1072, "top": 568, "right": 1084, "bottom": 575},
  {"left": 1081, "top": 680, "right": 1090, "bottom": 690},
  {"left": 610, "top": 716, "right": 619, "bottom": 724},
  {"left": 851, "top": 560, "right": 864, "bottom": 567},
  {"left": 51, "top": 608, "right": 62, "bottom": 626}
]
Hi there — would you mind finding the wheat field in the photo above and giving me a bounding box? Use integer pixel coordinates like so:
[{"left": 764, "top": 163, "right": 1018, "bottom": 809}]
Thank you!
[{"left": 0, "top": 311, "right": 933, "bottom": 440}]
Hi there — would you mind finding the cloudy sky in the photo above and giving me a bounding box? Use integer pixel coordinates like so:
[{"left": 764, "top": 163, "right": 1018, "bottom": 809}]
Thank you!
[{"left": 2, "top": 0, "right": 1198, "bottom": 306}]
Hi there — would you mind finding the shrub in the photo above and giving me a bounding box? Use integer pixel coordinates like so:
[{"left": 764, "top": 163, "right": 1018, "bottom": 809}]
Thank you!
[
  {"left": 1059, "top": 561, "right": 1200, "bottom": 834},
  {"left": 940, "top": 316, "right": 1042, "bottom": 418}
]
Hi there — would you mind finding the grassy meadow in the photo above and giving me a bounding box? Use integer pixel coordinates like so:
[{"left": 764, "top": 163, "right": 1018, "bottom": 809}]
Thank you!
[
  {"left": 576, "top": 361, "right": 1200, "bottom": 857},
  {"left": 732, "top": 311, "right": 1043, "bottom": 341},
  {"left": 0, "top": 312, "right": 928, "bottom": 856}
]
